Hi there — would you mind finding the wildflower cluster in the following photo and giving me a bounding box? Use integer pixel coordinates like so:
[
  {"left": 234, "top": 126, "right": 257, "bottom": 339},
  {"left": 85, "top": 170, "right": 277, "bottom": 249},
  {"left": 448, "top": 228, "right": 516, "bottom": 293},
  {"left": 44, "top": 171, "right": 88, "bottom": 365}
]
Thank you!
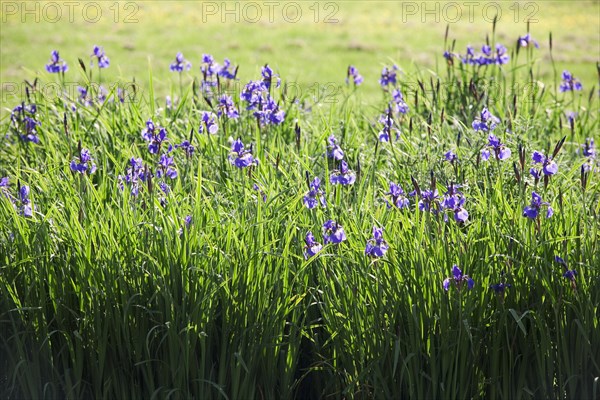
[
  {"left": 523, "top": 191, "right": 553, "bottom": 219},
  {"left": 0, "top": 178, "right": 33, "bottom": 217},
  {"left": 118, "top": 157, "right": 148, "bottom": 197},
  {"left": 200, "top": 53, "right": 238, "bottom": 92},
  {"left": 379, "top": 64, "right": 399, "bottom": 88},
  {"left": 329, "top": 161, "right": 356, "bottom": 186},
  {"left": 323, "top": 220, "right": 347, "bottom": 244},
  {"left": 70, "top": 147, "right": 97, "bottom": 175},
  {"left": 364, "top": 226, "right": 388, "bottom": 257},
  {"left": 377, "top": 111, "right": 400, "bottom": 142},
  {"left": 229, "top": 138, "right": 258, "bottom": 168},
  {"left": 327, "top": 135, "right": 344, "bottom": 160},
  {"left": 199, "top": 112, "right": 219, "bottom": 135},
  {"left": 530, "top": 150, "right": 558, "bottom": 180},
  {"left": 472, "top": 107, "right": 501, "bottom": 132},
  {"left": 142, "top": 119, "right": 168, "bottom": 154},
  {"left": 91, "top": 45, "right": 110, "bottom": 68},
  {"left": 346, "top": 65, "right": 363, "bottom": 86},
  {"left": 559, "top": 70, "right": 582, "bottom": 92},
  {"left": 45, "top": 50, "right": 68, "bottom": 73},
  {"left": 217, "top": 94, "right": 240, "bottom": 119},
  {"left": 442, "top": 184, "right": 468, "bottom": 223},
  {"left": 170, "top": 52, "right": 192, "bottom": 72},
  {"left": 303, "top": 177, "right": 326, "bottom": 209},
  {"left": 443, "top": 265, "right": 475, "bottom": 292},
  {"left": 459, "top": 44, "right": 510, "bottom": 65},
  {"left": 385, "top": 182, "right": 410, "bottom": 209},
  {"left": 481, "top": 134, "right": 511, "bottom": 161},
  {"left": 517, "top": 33, "right": 539, "bottom": 49},
  {"left": 10, "top": 103, "right": 40, "bottom": 144},
  {"left": 581, "top": 138, "right": 596, "bottom": 172},
  {"left": 240, "top": 66, "right": 285, "bottom": 126}
]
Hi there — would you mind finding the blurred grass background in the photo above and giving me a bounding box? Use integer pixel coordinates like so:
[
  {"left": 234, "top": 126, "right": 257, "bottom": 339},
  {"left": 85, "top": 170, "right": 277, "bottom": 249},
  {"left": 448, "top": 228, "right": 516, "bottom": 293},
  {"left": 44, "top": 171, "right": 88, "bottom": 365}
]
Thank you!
[{"left": 1, "top": 0, "right": 599, "bottom": 108}]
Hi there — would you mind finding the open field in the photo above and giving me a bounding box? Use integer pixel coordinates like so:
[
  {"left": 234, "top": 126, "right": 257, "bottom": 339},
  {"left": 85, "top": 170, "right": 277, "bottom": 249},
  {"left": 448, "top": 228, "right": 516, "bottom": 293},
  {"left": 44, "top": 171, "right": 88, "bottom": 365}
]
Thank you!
[
  {"left": 1, "top": 1, "right": 599, "bottom": 399},
  {"left": 1, "top": 1, "right": 599, "bottom": 110}
]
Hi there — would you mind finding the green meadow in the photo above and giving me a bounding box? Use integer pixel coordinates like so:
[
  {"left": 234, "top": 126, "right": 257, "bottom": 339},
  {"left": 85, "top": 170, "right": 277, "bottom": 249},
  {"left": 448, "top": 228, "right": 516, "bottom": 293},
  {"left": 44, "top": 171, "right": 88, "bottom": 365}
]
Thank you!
[{"left": 1, "top": 1, "right": 599, "bottom": 399}]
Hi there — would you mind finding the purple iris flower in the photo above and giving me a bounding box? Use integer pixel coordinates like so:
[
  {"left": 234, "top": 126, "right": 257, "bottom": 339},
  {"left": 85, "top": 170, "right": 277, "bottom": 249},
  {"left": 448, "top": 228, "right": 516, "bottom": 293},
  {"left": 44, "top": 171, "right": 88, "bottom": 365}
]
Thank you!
[
  {"left": 461, "top": 45, "right": 476, "bottom": 64},
  {"left": 490, "top": 271, "right": 511, "bottom": 301},
  {"left": 157, "top": 154, "right": 178, "bottom": 179},
  {"left": 217, "top": 94, "right": 239, "bottom": 119},
  {"left": 582, "top": 138, "right": 595, "bottom": 158},
  {"left": 443, "top": 51, "right": 455, "bottom": 65},
  {"left": 581, "top": 138, "right": 596, "bottom": 172},
  {"left": 490, "top": 282, "right": 511, "bottom": 295},
  {"left": 378, "top": 112, "right": 399, "bottom": 142},
  {"left": 559, "top": 70, "right": 583, "bottom": 92},
  {"left": 482, "top": 44, "right": 492, "bottom": 57},
  {"left": 228, "top": 138, "right": 258, "bottom": 168},
  {"left": 2, "top": 179, "right": 33, "bottom": 217},
  {"left": 523, "top": 191, "right": 553, "bottom": 219},
  {"left": 178, "top": 215, "right": 193, "bottom": 235},
  {"left": 530, "top": 151, "right": 558, "bottom": 177},
  {"left": 379, "top": 64, "right": 399, "bottom": 88},
  {"left": 390, "top": 89, "right": 409, "bottom": 114},
  {"left": 386, "top": 182, "right": 410, "bottom": 209},
  {"left": 327, "top": 135, "right": 344, "bottom": 160},
  {"left": 19, "top": 185, "right": 33, "bottom": 217},
  {"left": 304, "top": 231, "right": 323, "bottom": 259},
  {"left": 175, "top": 140, "right": 195, "bottom": 157},
  {"left": 91, "top": 45, "right": 110, "bottom": 68},
  {"left": 170, "top": 52, "right": 191, "bottom": 72},
  {"left": 96, "top": 86, "right": 108, "bottom": 104},
  {"left": 118, "top": 158, "right": 147, "bottom": 196},
  {"left": 70, "top": 148, "right": 97, "bottom": 174},
  {"left": 142, "top": 119, "right": 168, "bottom": 154},
  {"left": 22, "top": 117, "right": 41, "bottom": 143},
  {"left": 201, "top": 53, "right": 219, "bottom": 77},
  {"left": 330, "top": 161, "right": 356, "bottom": 185},
  {"left": 11, "top": 104, "right": 41, "bottom": 143},
  {"left": 563, "top": 269, "right": 578, "bottom": 281},
  {"left": 460, "top": 44, "right": 509, "bottom": 65},
  {"left": 518, "top": 33, "right": 539, "bottom": 48},
  {"left": 417, "top": 189, "right": 441, "bottom": 214},
  {"left": 261, "top": 64, "right": 281, "bottom": 89},
  {"left": 444, "top": 151, "right": 458, "bottom": 163},
  {"left": 323, "top": 220, "right": 346, "bottom": 244},
  {"left": 303, "top": 177, "right": 326, "bottom": 209},
  {"left": 472, "top": 107, "right": 501, "bottom": 132},
  {"left": 218, "top": 58, "right": 237, "bottom": 80},
  {"left": 443, "top": 265, "right": 474, "bottom": 292},
  {"left": 46, "top": 50, "right": 68, "bottom": 73},
  {"left": 0, "top": 177, "right": 9, "bottom": 198},
  {"left": 565, "top": 111, "right": 577, "bottom": 125},
  {"left": 555, "top": 256, "right": 577, "bottom": 288},
  {"left": 199, "top": 112, "right": 219, "bottom": 134},
  {"left": 254, "top": 96, "right": 285, "bottom": 126},
  {"left": 346, "top": 65, "right": 363, "bottom": 86},
  {"left": 365, "top": 226, "right": 389, "bottom": 258},
  {"left": 481, "top": 134, "right": 511, "bottom": 161},
  {"left": 494, "top": 44, "right": 510, "bottom": 65},
  {"left": 159, "top": 181, "right": 171, "bottom": 195},
  {"left": 77, "top": 86, "right": 92, "bottom": 106},
  {"left": 442, "top": 184, "right": 468, "bottom": 223},
  {"left": 241, "top": 80, "right": 268, "bottom": 110}
]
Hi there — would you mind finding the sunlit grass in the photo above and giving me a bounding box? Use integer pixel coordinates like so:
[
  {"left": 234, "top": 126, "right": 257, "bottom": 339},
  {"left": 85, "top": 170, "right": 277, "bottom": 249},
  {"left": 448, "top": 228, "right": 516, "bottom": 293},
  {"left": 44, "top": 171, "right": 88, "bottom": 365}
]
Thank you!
[{"left": 1, "top": 5, "right": 599, "bottom": 399}]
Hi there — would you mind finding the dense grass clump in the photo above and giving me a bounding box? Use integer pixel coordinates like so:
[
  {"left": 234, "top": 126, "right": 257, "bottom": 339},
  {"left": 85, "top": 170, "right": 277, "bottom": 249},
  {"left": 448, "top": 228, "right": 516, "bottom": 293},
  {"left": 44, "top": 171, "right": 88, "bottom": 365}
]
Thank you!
[{"left": 1, "top": 26, "right": 599, "bottom": 399}]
